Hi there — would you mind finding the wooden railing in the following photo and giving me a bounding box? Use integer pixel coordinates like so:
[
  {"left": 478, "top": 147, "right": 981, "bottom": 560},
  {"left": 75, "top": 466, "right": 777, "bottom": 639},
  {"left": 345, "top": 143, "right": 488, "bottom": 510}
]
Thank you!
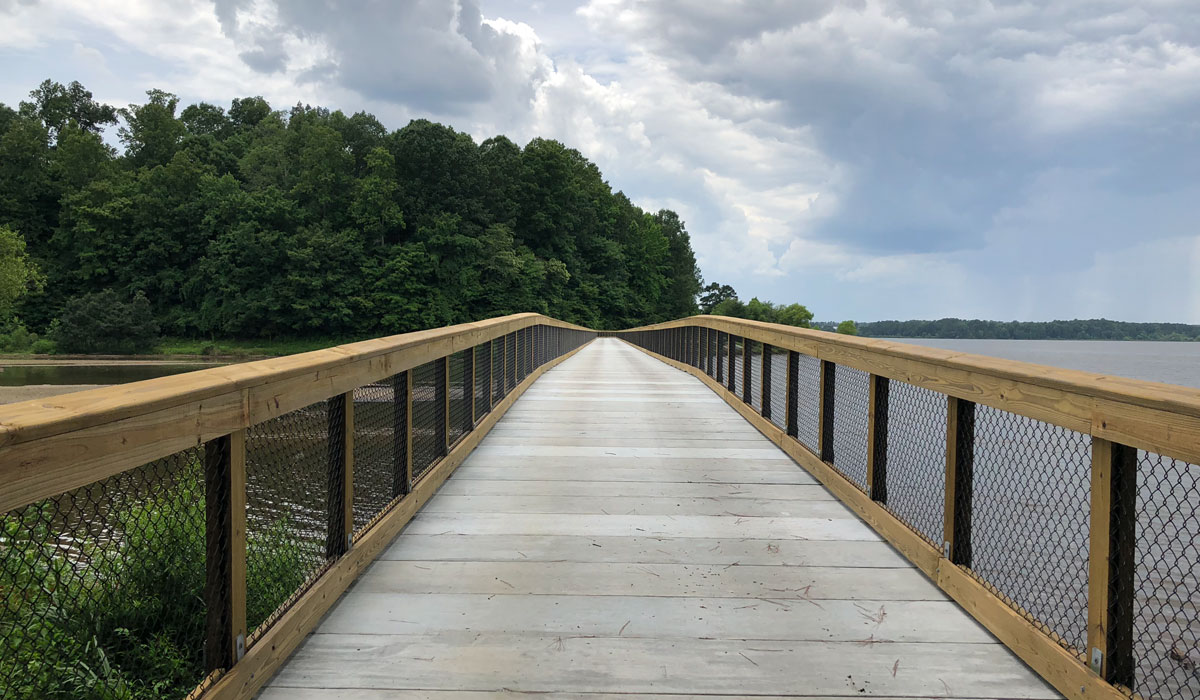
[
  {"left": 614, "top": 316, "right": 1200, "bottom": 700},
  {"left": 0, "top": 313, "right": 594, "bottom": 700}
]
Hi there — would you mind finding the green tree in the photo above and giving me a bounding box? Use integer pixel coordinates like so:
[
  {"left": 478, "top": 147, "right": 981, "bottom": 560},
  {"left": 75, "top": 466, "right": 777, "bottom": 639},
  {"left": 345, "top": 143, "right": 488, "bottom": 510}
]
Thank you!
[
  {"left": 699, "top": 282, "right": 736, "bottom": 313},
  {"left": 20, "top": 79, "right": 117, "bottom": 142},
  {"left": 776, "top": 303, "right": 813, "bottom": 328},
  {"left": 0, "top": 225, "right": 41, "bottom": 321},
  {"left": 53, "top": 289, "right": 160, "bottom": 353},
  {"left": 837, "top": 320, "right": 859, "bottom": 335},
  {"left": 119, "top": 89, "right": 186, "bottom": 168}
]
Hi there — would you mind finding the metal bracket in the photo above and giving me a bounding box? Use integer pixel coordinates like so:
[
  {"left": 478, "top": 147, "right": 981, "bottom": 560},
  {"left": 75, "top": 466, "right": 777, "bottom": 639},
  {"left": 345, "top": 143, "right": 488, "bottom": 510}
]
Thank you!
[
  {"left": 346, "top": 533, "right": 355, "bottom": 551},
  {"left": 942, "top": 541, "right": 952, "bottom": 558},
  {"left": 1090, "top": 647, "right": 1103, "bottom": 674},
  {"left": 236, "top": 633, "right": 246, "bottom": 661}
]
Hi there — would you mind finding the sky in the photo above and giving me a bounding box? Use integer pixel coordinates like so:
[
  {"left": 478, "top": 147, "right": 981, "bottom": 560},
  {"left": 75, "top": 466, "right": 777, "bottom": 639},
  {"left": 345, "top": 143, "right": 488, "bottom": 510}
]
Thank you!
[{"left": 2, "top": 0, "right": 1199, "bottom": 324}]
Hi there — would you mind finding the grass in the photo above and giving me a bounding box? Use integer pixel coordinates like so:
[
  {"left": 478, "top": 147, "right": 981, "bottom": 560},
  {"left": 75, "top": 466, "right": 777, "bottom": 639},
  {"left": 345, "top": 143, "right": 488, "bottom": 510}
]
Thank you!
[{"left": 0, "top": 464, "right": 318, "bottom": 700}]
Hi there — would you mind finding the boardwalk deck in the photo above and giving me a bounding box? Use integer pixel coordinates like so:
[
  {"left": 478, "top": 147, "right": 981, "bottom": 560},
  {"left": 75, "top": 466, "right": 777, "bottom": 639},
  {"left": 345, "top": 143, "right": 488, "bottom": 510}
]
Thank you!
[{"left": 260, "top": 339, "right": 1060, "bottom": 699}]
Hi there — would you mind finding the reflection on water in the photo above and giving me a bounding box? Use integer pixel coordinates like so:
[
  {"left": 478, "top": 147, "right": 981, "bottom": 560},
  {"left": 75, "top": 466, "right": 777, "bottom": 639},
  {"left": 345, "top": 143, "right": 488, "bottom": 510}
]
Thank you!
[{"left": 0, "top": 363, "right": 220, "bottom": 386}]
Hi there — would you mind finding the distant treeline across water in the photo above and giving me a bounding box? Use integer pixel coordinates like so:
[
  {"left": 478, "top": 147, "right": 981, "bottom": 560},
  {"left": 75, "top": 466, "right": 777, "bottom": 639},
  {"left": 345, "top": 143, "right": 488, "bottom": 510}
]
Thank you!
[{"left": 854, "top": 318, "right": 1200, "bottom": 341}]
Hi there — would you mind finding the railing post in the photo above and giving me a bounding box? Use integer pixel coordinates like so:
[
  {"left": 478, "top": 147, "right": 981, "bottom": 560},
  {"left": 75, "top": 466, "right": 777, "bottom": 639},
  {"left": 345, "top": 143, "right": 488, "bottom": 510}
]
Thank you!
[
  {"left": 943, "top": 397, "right": 976, "bottom": 566},
  {"left": 1087, "top": 438, "right": 1136, "bottom": 685},
  {"left": 487, "top": 339, "right": 495, "bottom": 411},
  {"left": 867, "top": 375, "right": 889, "bottom": 502},
  {"left": 819, "top": 360, "right": 836, "bottom": 463},
  {"left": 785, "top": 351, "right": 799, "bottom": 438},
  {"left": 701, "top": 328, "right": 708, "bottom": 373},
  {"left": 716, "top": 332, "right": 724, "bottom": 383},
  {"left": 392, "top": 371, "right": 411, "bottom": 497},
  {"left": 325, "top": 391, "right": 353, "bottom": 559},
  {"left": 204, "top": 429, "right": 247, "bottom": 671},
  {"left": 742, "top": 340, "right": 752, "bottom": 403},
  {"left": 761, "top": 344, "right": 772, "bottom": 419},
  {"left": 727, "top": 335, "right": 735, "bottom": 390},
  {"left": 468, "top": 345, "right": 477, "bottom": 426},
  {"left": 441, "top": 355, "right": 451, "bottom": 452}
]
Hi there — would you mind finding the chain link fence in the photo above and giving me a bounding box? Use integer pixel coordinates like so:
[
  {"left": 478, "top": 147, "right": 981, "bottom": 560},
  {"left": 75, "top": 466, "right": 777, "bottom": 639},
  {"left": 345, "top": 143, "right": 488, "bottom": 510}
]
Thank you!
[{"left": 882, "top": 380, "right": 946, "bottom": 545}]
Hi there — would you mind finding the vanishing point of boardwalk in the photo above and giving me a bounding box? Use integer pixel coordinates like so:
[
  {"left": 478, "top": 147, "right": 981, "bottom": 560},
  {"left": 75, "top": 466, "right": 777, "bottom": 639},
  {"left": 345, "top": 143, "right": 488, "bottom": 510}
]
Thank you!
[{"left": 260, "top": 338, "right": 1058, "bottom": 698}]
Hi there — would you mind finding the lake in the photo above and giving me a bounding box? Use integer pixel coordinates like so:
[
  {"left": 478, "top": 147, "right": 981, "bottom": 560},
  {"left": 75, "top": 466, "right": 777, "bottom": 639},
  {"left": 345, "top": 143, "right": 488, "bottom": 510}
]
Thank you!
[{"left": 883, "top": 338, "right": 1200, "bottom": 388}]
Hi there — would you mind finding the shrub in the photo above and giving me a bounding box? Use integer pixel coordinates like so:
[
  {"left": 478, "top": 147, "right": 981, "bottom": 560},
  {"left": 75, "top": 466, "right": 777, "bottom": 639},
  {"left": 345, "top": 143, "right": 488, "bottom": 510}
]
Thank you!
[
  {"left": 29, "top": 338, "right": 54, "bottom": 354},
  {"left": 0, "top": 322, "right": 34, "bottom": 352},
  {"left": 52, "top": 290, "right": 159, "bottom": 354}
]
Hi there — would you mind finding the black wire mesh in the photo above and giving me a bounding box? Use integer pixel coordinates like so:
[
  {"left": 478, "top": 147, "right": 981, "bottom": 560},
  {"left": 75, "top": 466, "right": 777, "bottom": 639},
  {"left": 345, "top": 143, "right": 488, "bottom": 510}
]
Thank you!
[
  {"left": 516, "top": 329, "right": 526, "bottom": 382},
  {"left": 716, "top": 331, "right": 726, "bottom": 382},
  {"left": 447, "top": 350, "right": 468, "bottom": 446},
  {"left": 967, "top": 405, "right": 1092, "bottom": 654},
  {"left": 830, "top": 364, "right": 870, "bottom": 491},
  {"left": 731, "top": 336, "right": 744, "bottom": 397},
  {"left": 245, "top": 400, "right": 332, "bottom": 635},
  {"left": 475, "top": 342, "right": 492, "bottom": 423},
  {"left": 882, "top": 380, "right": 947, "bottom": 545},
  {"left": 0, "top": 451, "right": 208, "bottom": 700},
  {"left": 492, "top": 337, "right": 504, "bottom": 405},
  {"left": 768, "top": 346, "right": 787, "bottom": 430},
  {"left": 411, "top": 359, "right": 446, "bottom": 481},
  {"left": 794, "top": 354, "right": 821, "bottom": 452},
  {"left": 506, "top": 332, "right": 517, "bottom": 392},
  {"left": 1129, "top": 452, "right": 1200, "bottom": 699},
  {"left": 352, "top": 381, "right": 397, "bottom": 534}
]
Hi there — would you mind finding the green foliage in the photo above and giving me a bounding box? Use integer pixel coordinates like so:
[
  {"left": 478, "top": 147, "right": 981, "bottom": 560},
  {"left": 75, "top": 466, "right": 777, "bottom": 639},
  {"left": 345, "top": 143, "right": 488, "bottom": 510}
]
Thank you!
[
  {"left": 836, "top": 319, "right": 859, "bottom": 335},
  {"left": 0, "top": 321, "right": 37, "bottom": 351},
  {"left": 0, "top": 225, "right": 42, "bottom": 321},
  {"left": 709, "top": 293, "right": 813, "bottom": 328},
  {"left": 699, "top": 282, "right": 737, "bottom": 313},
  {"left": 0, "top": 470, "right": 323, "bottom": 699},
  {"left": 858, "top": 318, "right": 1200, "bottom": 341},
  {"left": 1, "top": 79, "right": 704, "bottom": 340},
  {"left": 52, "top": 289, "right": 160, "bottom": 354}
]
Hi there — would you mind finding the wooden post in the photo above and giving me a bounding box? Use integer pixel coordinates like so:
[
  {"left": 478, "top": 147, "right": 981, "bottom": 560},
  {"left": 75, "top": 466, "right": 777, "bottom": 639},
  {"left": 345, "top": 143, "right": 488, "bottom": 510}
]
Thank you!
[
  {"left": 468, "top": 345, "right": 477, "bottom": 426},
  {"left": 716, "top": 332, "right": 725, "bottom": 383},
  {"left": 785, "top": 351, "right": 799, "bottom": 438},
  {"left": 325, "top": 392, "right": 353, "bottom": 559},
  {"left": 441, "top": 355, "right": 450, "bottom": 453},
  {"left": 867, "top": 375, "right": 889, "bottom": 502},
  {"left": 204, "top": 429, "right": 247, "bottom": 671},
  {"left": 761, "top": 345, "right": 773, "bottom": 419},
  {"left": 943, "top": 397, "right": 976, "bottom": 566},
  {"left": 1087, "top": 438, "right": 1136, "bottom": 685},
  {"left": 727, "top": 335, "right": 736, "bottom": 390},
  {"left": 742, "top": 340, "right": 752, "bottom": 404},
  {"left": 819, "top": 360, "right": 836, "bottom": 463},
  {"left": 392, "top": 371, "right": 411, "bottom": 497}
]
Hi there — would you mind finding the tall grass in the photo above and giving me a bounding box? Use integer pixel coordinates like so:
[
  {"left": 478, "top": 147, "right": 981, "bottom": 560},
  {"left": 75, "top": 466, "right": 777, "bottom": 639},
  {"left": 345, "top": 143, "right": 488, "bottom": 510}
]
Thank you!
[{"left": 1, "top": 472, "right": 316, "bottom": 700}]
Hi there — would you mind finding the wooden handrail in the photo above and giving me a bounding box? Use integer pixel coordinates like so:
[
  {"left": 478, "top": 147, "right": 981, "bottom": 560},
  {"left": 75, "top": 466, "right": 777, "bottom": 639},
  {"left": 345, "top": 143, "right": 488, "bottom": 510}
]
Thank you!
[
  {"left": 0, "top": 313, "right": 589, "bottom": 514},
  {"left": 623, "top": 315, "right": 1200, "bottom": 465}
]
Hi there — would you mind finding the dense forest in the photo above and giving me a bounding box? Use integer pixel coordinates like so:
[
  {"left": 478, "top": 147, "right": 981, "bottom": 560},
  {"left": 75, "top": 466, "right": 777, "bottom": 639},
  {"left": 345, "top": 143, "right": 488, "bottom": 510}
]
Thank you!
[
  {"left": 859, "top": 318, "right": 1200, "bottom": 341},
  {"left": 0, "top": 80, "right": 702, "bottom": 350}
]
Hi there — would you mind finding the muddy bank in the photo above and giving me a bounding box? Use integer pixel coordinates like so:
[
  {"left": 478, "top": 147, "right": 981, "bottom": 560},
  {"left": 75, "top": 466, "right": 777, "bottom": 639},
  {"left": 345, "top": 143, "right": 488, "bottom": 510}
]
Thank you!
[{"left": 0, "top": 384, "right": 107, "bottom": 405}]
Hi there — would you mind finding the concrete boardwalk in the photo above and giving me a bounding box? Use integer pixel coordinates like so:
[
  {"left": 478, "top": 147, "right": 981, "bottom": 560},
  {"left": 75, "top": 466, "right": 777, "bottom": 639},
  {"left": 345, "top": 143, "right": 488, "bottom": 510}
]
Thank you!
[{"left": 261, "top": 339, "right": 1059, "bottom": 699}]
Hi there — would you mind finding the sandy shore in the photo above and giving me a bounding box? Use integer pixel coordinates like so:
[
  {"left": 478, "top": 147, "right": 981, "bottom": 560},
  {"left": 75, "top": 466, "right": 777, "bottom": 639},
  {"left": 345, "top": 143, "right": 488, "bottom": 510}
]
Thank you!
[{"left": 0, "top": 384, "right": 108, "bottom": 405}]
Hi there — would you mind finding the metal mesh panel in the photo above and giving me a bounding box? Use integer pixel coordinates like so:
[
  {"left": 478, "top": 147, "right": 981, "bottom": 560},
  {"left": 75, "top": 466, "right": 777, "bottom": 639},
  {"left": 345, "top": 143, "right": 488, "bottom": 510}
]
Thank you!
[
  {"left": 245, "top": 400, "right": 333, "bottom": 633},
  {"left": 795, "top": 354, "right": 821, "bottom": 452},
  {"left": 411, "top": 359, "right": 445, "bottom": 481},
  {"left": 475, "top": 343, "right": 492, "bottom": 422},
  {"left": 506, "top": 332, "right": 517, "bottom": 391},
  {"left": 749, "top": 340, "right": 763, "bottom": 412},
  {"left": 1130, "top": 452, "right": 1200, "bottom": 699},
  {"left": 516, "top": 329, "right": 527, "bottom": 382},
  {"left": 768, "top": 346, "right": 787, "bottom": 430},
  {"left": 716, "top": 331, "right": 726, "bottom": 381},
  {"left": 732, "top": 336, "right": 744, "bottom": 396},
  {"left": 447, "top": 350, "right": 468, "bottom": 446},
  {"left": 830, "top": 365, "right": 870, "bottom": 490},
  {"left": 352, "top": 381, "right": 396, "bottom": 533},
  {"left": 967, "top": 405, "right": 1091, "bottom": 653},
  {"left": 492, "top": 338, "right": 504, "bottom": 405},
  {"left": 0, "top": 451, "right": 208, "bottom": 699},
  {"left": 708, "top": 330, "right": 718, "bottom": 378},
  {"left": 883, "top": 380, "right": 947, "bottom": 545}
]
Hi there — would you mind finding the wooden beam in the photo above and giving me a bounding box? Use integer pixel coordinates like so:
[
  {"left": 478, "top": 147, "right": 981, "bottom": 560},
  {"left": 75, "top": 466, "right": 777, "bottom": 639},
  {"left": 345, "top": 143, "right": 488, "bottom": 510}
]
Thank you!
[
  {"left": 1087, "top": 438, "right": 1137, "bottom": 685},
  {"left": 867, "top": 374, "right": 889, "bottom": 503},
  {"left": 818, "top": 360, "right": 835, "bottom": 463},
  {"left": 202, "top": 339, "right": 593, "bottom": 700},
  {"left": 943, "top": 397, "right": 976, "bottom": 566}
]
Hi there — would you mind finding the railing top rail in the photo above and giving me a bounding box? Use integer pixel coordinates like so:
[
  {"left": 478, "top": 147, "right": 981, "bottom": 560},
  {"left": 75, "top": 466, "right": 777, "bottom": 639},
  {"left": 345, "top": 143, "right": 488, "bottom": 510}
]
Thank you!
[
  {"left": 0, "top": 313, "right": 584, "bottom": 450},
  {"left": 616, "top": 315, "right": 1200, "bottom": 466},
  {"left": 620, "top": 314, "right": 1200, "bottom": 417}
]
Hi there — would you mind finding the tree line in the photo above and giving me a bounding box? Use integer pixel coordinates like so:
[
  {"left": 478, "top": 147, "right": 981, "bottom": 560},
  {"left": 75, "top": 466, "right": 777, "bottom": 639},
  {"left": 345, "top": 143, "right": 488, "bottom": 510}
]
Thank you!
[
  {"left": 858, "top": 318, "right": 1200, "bottom": 341},
  {"left": 0, "top": 80, "right": 702, "bottom": 350}
]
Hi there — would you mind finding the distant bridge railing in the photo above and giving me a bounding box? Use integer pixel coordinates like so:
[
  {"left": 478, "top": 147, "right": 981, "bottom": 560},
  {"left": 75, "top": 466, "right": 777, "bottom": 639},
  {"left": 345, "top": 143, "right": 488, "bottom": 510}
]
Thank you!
[
  {"left": 613, "top": 317, "right": 1199, "bottom": 700},
  {"left": 0, "top": 314, "right": 594, "bottom": 700}
]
